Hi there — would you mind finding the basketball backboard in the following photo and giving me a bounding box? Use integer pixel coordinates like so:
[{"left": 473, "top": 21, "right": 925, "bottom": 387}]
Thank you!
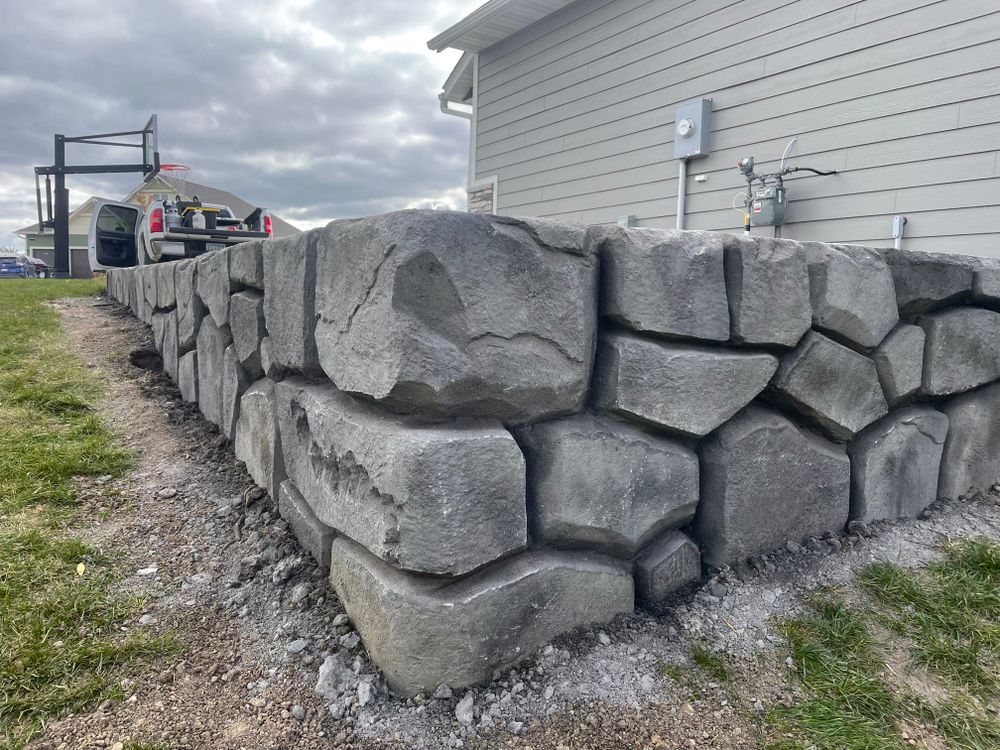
[{"left": 142, "top": 114, "right": 159, "bottom": 174}]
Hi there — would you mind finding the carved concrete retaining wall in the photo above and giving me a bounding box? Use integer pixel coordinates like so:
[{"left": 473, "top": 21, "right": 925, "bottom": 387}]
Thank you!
[{"left": 105, "top": 210, "right": 1000, "bottom": 696}]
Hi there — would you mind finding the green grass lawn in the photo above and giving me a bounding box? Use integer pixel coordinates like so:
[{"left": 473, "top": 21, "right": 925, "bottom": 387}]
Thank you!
[
  {"left": 769, "top": 537, "right": 1000, "bottom": 750},
  {"left": 0, "top": 279, "right": 175, "bottom": 748}
]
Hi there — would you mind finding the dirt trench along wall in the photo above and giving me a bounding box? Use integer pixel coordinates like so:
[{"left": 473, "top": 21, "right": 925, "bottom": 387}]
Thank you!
[{"left": 105, "top": 210, "right": 1000, "bottom": 696}]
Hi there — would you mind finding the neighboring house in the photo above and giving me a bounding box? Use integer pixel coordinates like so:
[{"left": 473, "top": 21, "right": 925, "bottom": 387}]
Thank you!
[
  {"left": 431, "top": 0, "right": 1000, "bottom": 254},
  {"left": 16, "top": 176, "right": 299, "bottom": 276}
]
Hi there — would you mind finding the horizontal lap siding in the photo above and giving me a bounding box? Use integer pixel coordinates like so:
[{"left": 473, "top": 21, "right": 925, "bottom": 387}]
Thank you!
[{"left": 475, "top": 0, "right": 1000, "bottom": 250}]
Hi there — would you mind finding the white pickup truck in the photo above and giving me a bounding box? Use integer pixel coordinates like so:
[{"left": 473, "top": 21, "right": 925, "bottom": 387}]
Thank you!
[{"left": 88, "top": 196, "right": 272, "bottom": 271}]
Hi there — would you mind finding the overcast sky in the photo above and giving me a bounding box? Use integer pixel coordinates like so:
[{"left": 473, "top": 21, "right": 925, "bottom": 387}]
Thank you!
[{"left": 0, "top": 0, "right": 480, "bottom": 248}]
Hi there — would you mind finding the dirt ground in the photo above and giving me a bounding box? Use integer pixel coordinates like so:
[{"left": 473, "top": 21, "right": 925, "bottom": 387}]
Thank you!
[{"left": 27, "top": 295, "right": 1000, "bottom": 750}]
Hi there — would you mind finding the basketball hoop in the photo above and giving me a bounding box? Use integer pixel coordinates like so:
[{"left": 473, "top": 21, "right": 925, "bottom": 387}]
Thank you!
[{"left": 159, "top": 163, "right": 191, "bottom": 199}]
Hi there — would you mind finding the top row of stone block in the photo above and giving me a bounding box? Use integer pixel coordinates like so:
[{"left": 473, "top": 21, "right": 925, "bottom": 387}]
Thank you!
[{"left": 593, "top": 226, "right": 905, "bottom": 350}]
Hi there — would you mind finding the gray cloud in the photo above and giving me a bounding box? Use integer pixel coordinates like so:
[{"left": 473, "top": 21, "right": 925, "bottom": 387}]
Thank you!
[{"left": 0, "top": 0, "right": 478, "bottom": 247}]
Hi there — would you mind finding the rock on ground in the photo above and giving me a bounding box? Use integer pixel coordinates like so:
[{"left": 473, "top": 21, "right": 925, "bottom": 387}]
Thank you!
[
  {"left": 634, "top": 530, "right": 701, "bottom": 612},
  {"left": 773, "top": 331, "right": 888, "bottom": 440},
  {"left": 312, "top": 210, "right": 597, "bottom": 423},
  {"left": 274, "top": 377, "right": 527, "bottom": 576},
  {"left": 329, "top": 536, "right": 634, "bottom": 697},
  {"left": 848, "top": 407, "right": 949, "bottom": 522},
  {"left": 592, "top": 225, "right": 729, "bottom": 342},
  {"left": 595, "top": 333, "right": 777, "bottom": 437},
  {"left": 695, "top": 405, "right": 851, "bottom": 567}
]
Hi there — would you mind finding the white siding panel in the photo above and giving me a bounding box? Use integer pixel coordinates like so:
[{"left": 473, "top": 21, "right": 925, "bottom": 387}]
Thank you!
[{"left": 475, "top": 0, "right": 1000, "bottom": 251}]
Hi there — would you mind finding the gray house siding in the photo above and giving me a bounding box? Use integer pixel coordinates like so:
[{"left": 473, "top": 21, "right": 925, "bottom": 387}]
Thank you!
[{"left": 473, "top": 0, "right": 1000, "bottom": 254}]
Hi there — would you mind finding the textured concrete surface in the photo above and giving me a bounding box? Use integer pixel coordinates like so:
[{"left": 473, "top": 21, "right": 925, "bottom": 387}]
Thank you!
[
  {"left": 196, "top": 248, "right": 231, "bottom": 327},
  {"left": 873, "top": 324, "right": 925, "bottom": 405},
  {"left": 593, "top": 226, "right": 729, "bottom": 342},
  {"left": 235, "top": 379, "right": 284, "bottom": 499},
  {"left": 921, "top": 307, "right": 1000, "bottom": 396},
  {"left": 330, "top": 536, "right": 634, "bottom": 696},
  {"left": 313, "top": 211, "right": 597, "bottom": 423},
  {"left": 634, "top": 530, "right": 701, "bottom": 612},
  {"left": 939, "top": 383, "right": 1000, "bottom": 500}
]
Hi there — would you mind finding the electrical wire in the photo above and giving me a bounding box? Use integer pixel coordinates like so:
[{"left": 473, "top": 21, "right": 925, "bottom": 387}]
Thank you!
[
  {"left": 732, "top": 192, "right": 750, "bottom": 213},
  {"left": 780, "top": 137, "right": 799, "bottom": 172}
]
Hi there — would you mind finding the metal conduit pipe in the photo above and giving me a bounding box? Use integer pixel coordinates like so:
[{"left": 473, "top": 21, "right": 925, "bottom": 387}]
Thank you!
[{"left": 676, "top": 158, "right": 688, "bottom": 231}]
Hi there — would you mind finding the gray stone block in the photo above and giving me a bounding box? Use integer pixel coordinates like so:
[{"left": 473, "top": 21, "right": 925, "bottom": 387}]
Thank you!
[
  {"left": 179, "top": 351, "right": 198, "bottom": 403},
  {"left": 848, "top": 407, "right": 949, "bottom": 523},
  {"left": 939, "top": 383, "right": 1000, "bottom": 499},
  {"left": 594, "top": 333, "right": 777, "bottom": 437},
  {"left": 872, "top": 324, "right": 925, "bottom": 405},
  {"left": 235, "top": 379, "right": 284, "bottom": 499},
  {"left": 804, "top": 243, "right": 898, "bottom": 348},
  {"left": 196, "top": 317, "right": 232, "bottom": 429},
  {"left": 130, "top": 269, "right": 143, "bottom": 318},
  {"left": 634, "top": 530, "right": 701, "bottom": 611},
  {"left": 920, "top": 308, "right": 1000, "bottom": 397},
  {"left": 162, "top": 310, "right": 179, "bottom": 383},
  {"left": 230, "top": 290, "right": 266, "bottom": 378},
  {"left": 221, "top": 345, "right": 251, "bottom": 442},
  {"left": 313, "top": 210, "right": 597, "bottom": 423},
  {"left": 329, "top": 536, "right": 634, "bottom": 696},
  {"left": 973, "top": 261, "right": 1000, "bottom": 304},
  {"left": 275, "top": 377, "right": 527, "bottom": 576},
  {"left": 259, "top": 337, "right": 284, "bottom": 380},
  {"left": 592, "top": 225, "right": 729, "bottom": 342},
  {"left": 175, "top": 259, "right": 205, "bottom": 351},
  {"left": 877, "top": 247, "right": 975, "bottom": 315},
  {"left": 230, "top": 240, "right": 265, "bottom": 290},
  {"left": 264, "top": 232, "right": 320, "bottom": 374},
  {"left": 196, "top": 248, "right": 231, "bottom": 327},
  {"left": 155, "top": 262, "right": 177, "bottom": 310},
  {"left": 724, "top": 235, "right": 811, "bottom": 347},
  {"left": 139, "top": 265, "right": 158, "bottom": 320},
  {"left": 518, "top": 414, "right": 698, "bottom": 556},
  {"left": 151, "top": 310, "right": 167, "bottom": 354},
  {"left": 773, "top": 331, "right": 888, "bottom": 440},
  {"left": 278, "top": 481, "right": 334, "bottom": 569},
  {"left": 695, "top": 405, "right": 851, "bottom": 566}
]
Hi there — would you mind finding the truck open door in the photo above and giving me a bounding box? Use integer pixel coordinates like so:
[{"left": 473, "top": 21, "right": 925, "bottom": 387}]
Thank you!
[{"left": 88, "top": 201, "right": 141, "bottom": 271}]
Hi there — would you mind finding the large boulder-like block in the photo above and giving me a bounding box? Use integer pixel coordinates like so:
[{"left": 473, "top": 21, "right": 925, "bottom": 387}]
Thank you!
[
  {"left": 235, "top": 379, "right": 284, "bottom": 498},
  {"left": 278, "top": 480, "right": 335, "bottom": 569},
  {"left": 139, "top": 265, "right": 158, "bottom": 320},
  {"left": 877, "top": 247, "right": 975, "bottom": 315},
  {"left": 175, "top": 259, "right": 205, "bottom": 351},
  {"left": 274, "top": 377, "right": 527, "bottom": 576},
  {"left": 591, "top": 225, "right": 729, "bottom": 342},
  {"left": 313, "top": 210, "right": 597, "bottom": 423},
  {"left": 230, "top": 240, "right": 265, "bottom": 290},
  {"left": 263, "top": 231, "right": 320, "bottom": 373},
  {"left": 724, "top": 235, "right": 811, "bottom": 347},
  {"left": 695, "top": 405, "right": 850, "bottom": 567},
  {"left": 196, "top": 317, "right": 232, "bottom": 429},
  {"left": 804, "top": 243, "right": 898, "bottom": 348},
  {"left": 634, "top": 530, "right": 701, "bottom": 612},
  {"left": 196, "top": 248, "right": 231, "bottom": 327},
  {"left": 221, "top": 345, "right": 251, "bottom": 442},
  {"left": 920, "top": 308, "right": 1000, "bottom": 397},
  {"left": 161, "top": 310, "right": 179, "bottom": 383},
  {"left": 848, "top": 407, "right": 949, "bottom": 523},
  {"left": 773, "top": 331, "right": 888, "bottom": 440},
  {"left": 518, "top": 414, "right": 699, "bottom": 557},
  {"left": 230, "top": 290, "right": 266, "bottom": 378},
  {"left": 155, "top": 262, "right": 177, "bottom": 310},
  {"left": 595, "top": 334, "right": 777, "bottom": 437},
  {"left": 178, "top": 350, "right": 198, "bottom": 403},
  {"left": 872, "top": 324, "right": 925, "bottom": 405},
  {"left": 330, "top": 537, "right": 634, "bottom": 696},
  {"left": 939, "top": 383, "right": 1000, "bottom": 499}
]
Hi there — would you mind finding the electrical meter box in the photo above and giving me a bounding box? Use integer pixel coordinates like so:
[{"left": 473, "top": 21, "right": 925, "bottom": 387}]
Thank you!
[
  {"left": 673, "top": 98, "right": 712, "bottom": 160},
  {"left": 750, "top": 185, "right": 787, "bottom": 227}
]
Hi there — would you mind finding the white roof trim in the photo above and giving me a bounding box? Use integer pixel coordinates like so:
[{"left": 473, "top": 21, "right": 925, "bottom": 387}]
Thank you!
[
  {"left": 441, "top": 52, "right": 475, "bottom": 103},
  {"left": 428, "top": 0, "right": 576, "bottom": 52}
]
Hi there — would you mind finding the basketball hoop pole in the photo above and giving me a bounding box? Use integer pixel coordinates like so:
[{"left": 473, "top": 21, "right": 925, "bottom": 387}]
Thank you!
[{"left": 33, "top": 116, "right": 159, "bottom": 277}]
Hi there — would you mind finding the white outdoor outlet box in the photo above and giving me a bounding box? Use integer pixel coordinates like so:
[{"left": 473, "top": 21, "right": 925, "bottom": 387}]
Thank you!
[{"left": 674, "top": 99, "right": 712, "bottom": 160}]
